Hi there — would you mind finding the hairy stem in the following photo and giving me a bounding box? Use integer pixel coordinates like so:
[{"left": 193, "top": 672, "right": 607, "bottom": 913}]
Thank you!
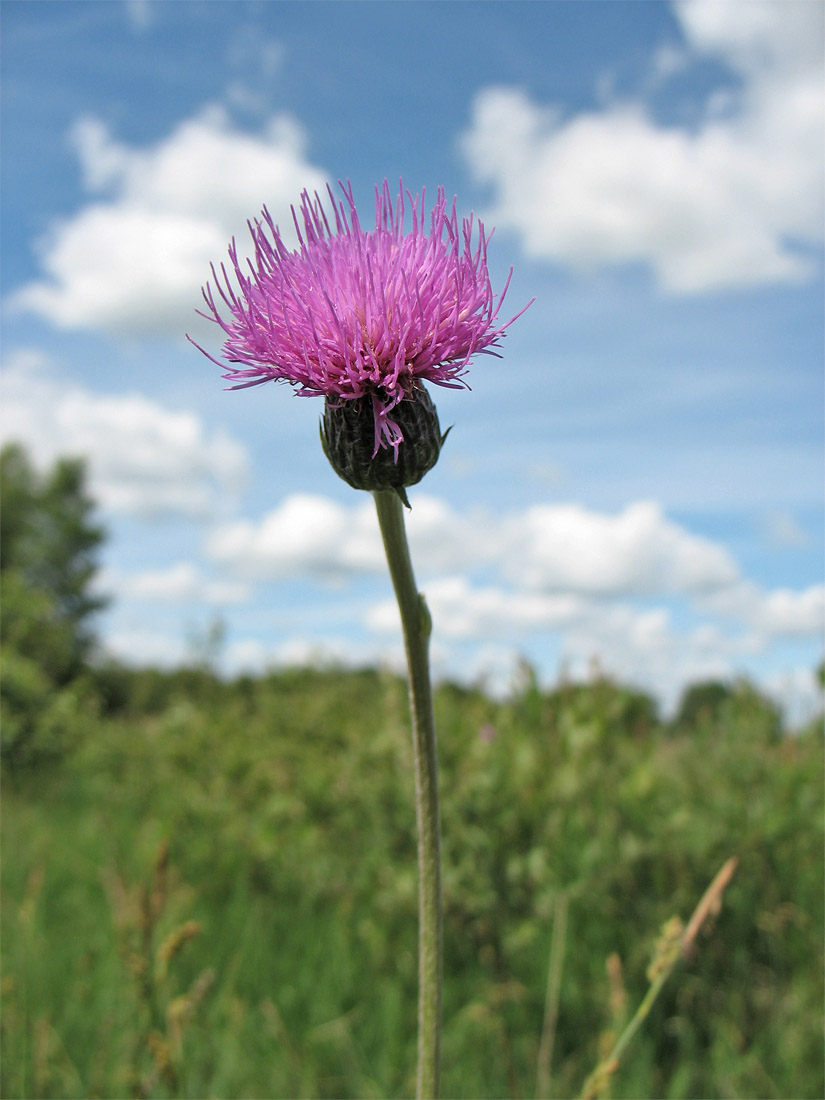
[{"left": 373, "top": 489, "right": 442, "bottom": 1099}]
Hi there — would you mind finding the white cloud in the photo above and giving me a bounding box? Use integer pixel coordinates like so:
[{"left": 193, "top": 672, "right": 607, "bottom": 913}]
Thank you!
[
  {"left": 219, "top": 630, "right": 522, "bottom": 699},
  {"left": 196, "top": 489, "right": 822, "bottom": 714},
  {"left": 371, "top": 573, "right": 822, "bottom": 666},
  {"left": 762, "top": 665, "right": 824, "bottom": 729},
  {"left": 368, "top": 578, "right": 780, "bottom": 712},
  {"left": 758, "top": 585, "right": 825, "bottom": 637},
  {"left": 221, "top": 635, "right": 406, "bottom": 679},
  {"left": 0, "top": 348, "right": 248, "bottom": 518},
  {"left": 446, "top": 642, "right": 532, "bottom": 700},
  {"left": 207, "top": 493, "right": 739, "bottom": 597},
  {"left": 125, "top": 0, "right": 153, "bottom": 32},
  {"left": 460, "top": 0, "right": 823, "bottom": 292},
  {"left": 367, "top": 575, "right": 586, "bottom": 639},
  {"left": 368, "top": 570, "right": 821, "bottom": 712},
  {"left": 103, "top": 616, "right": 820, "bottom": 723},
  {"left": 227, "top": 25, "right": 284, "bottom": 79},
  {"left": 224, "top": 25, "right": 285, "bottom": 113},
  {"left": 675, "top": 0, "right": 822, "bottom": 78},
  {"left": 701, "top": 580, "right": 825, "bottom": 638},
  {"left": 9, "top": 106, "right": 328, "bottom": 336},
  {"left": 103, "top": 628, "right": 187, "bottom": 668},
  {"left": 405, "top": 496, "right": 505, "bottom": 574},
  {"left": 507, "top": 500, "right": 738, "bottom": 594},
  {"left": 206, "top": 494, "right": 385, "bottom": 580},
  {"left": 649, "top": 43, "right": 691, "bottom": 85},
  {"left": 761, "top": 511, "right": 811, "bottom": 548},
  {"left": 94, "top": 480, "right": 820, "bottom": 717},
  {"left": 556, "top": 603, "right": 760, "bottom": 712},
  {"left": 104, "top": 562, "right": 249, "bottom": 605}
]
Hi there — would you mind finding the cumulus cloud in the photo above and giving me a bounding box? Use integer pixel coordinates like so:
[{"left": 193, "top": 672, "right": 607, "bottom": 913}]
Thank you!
[
  {"left": 0, "top": 348, "right": 248, "bottom": 518},
  {"left": 698, "top": 580, "right": 825, "bottom": 638},
  {"left": 9, "top": 106, "right": 328, "bottom": 336},
  {"left": 103, "top": 629, "right": 188, "bottom": 669},
  {"left": 762, "top": 665, "right": 824, "bottom": 729},
  {"left": 460, "top": 0, "right": 824, "bottom": 292},
  {"left": 219, "top": 635, "right": 407, "bottom": 679},
  {"left": 104, "top": 563, "right": 250, "bottom": 605},
  {"left": 368, "top": 572, "right": 822, "bottom": 711},
  {"left": 204, "top": 487, "right": 822, "bottom": 708},
  {"left": 207, "top": 492, "right": 739, "bottom": 597},
  {"left": 506, "top": 500, "right": 739, "bottom": 594},
  {"left": 367, "top": 575, "right": 587, "bottom": 639},
  {"left": 368, "top": 576, "right": 797, "bottom": 712},
  {"left": 99, "top": 485, "right": 818, "bottom": 713},
  {"left": 98, "top": 483, "right": 820, "bottom": 715},
  {"left": 556, "top": 604, "right": 759, "bottom": 712},
  {"left": 205, "top": 493, "right": 499, "bottom": 583},
  {"left": 758, "top": 586, "right": 825, "bottom": 637},
  {"left": 206, "top": 494, "right": 385, "bottom": 581}
]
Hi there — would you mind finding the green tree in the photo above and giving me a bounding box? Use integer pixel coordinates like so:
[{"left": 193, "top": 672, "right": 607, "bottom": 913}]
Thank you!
[
  {"left": 1, "top": 443, "right": 107, "bottom": 763},
  {"left": 672, "top": 677, "right": 782, "bottom": 741}
]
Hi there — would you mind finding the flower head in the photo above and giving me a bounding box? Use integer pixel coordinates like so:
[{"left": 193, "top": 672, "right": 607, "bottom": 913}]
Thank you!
[{"left": 191, "top": 179, "right": 530, "bottom": 457}]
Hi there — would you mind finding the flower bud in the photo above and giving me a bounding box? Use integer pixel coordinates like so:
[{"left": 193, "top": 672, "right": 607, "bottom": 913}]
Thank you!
[{"left": 320, "top": 386, "right": 448, "bottom": 507}]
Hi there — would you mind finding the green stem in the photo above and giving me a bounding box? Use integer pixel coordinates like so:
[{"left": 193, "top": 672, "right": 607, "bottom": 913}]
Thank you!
[
  {"left": 578, "top": 971, "right": 669, "bottom": 1100},
  {"left": 578, "top": 857, "right": 738, "bottom": 1100},
  {"left": 373, "top": 489, "right": 442, "bottom": 1100},
  {"left": 536, "top": 891, "right": 569, "bottom": 1099}
]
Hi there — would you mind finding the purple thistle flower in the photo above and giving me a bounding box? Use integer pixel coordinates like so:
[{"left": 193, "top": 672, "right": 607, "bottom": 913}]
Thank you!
[{"left": 190, "top": 179, "right": 531, "bottom": 457}]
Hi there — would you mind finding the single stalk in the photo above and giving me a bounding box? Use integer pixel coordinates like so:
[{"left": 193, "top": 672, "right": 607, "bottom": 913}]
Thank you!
[
  {"left": 373, "top": 489, "right": 443, "bottom": 1100},
  {"left": 536, "top": 891, "right": 569, "bottom": 1099},
  {"left": 579, "top": 857, "right": 738, "bottom": 1100}
]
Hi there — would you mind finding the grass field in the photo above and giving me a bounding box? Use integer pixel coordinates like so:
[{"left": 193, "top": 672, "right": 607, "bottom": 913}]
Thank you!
[{"left": 2, "top": 664, "right": 823, "bottom": 1099}]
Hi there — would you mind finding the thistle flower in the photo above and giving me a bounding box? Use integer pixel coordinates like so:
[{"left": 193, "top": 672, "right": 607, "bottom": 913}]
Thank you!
[
  {"left": 189, "top": 179, "right": 532, "bottom": 1097},
  {"left": 191, "top": 179, "right": 530, "bottom": 491}
]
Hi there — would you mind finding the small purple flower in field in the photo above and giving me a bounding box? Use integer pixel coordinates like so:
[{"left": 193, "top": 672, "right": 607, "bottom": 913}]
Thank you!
[
  {"left": 478, "top": 723, "right": 498, "bottom": 744},
  {"left": 191, "top": 179, "right": 531, "bottom": 498}
]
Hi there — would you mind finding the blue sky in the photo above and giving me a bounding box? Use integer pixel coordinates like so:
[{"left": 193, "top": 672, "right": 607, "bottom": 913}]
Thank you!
[{"left": 2, "top": 0, "right": 823, "bottom": 717}]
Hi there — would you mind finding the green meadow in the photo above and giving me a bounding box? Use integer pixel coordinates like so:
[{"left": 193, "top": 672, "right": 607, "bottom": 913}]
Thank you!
[
  {"left": 1, "top": 444, "right": 823, "bottom": 1098},
  {"left": 2, "top": 663, "right": 823, "bottom": 1099}
]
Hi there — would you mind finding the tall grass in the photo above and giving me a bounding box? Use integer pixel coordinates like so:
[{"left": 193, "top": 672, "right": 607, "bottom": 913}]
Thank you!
[{"left": 2, "top": 666, "right": 822, "bottom": 1098}]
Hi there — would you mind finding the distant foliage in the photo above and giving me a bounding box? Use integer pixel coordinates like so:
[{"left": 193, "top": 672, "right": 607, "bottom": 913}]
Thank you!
[
  {"left": 673, "top": 678, "right": 783, "bottom": 741},
  {"left": 0, "top": 443, "right": 107, "bottom": 764}
]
